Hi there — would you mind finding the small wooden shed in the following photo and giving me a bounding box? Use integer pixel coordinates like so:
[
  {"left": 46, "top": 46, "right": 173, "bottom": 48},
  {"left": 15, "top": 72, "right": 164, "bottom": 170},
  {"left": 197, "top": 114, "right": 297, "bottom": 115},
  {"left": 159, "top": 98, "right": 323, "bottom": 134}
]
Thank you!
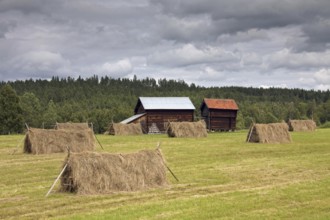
[
  {"left": 200, "top": 98, "right": 238, "bottom": 131},
  {"left": 121, "top": 97, "right": 195, "bottom": 133}
]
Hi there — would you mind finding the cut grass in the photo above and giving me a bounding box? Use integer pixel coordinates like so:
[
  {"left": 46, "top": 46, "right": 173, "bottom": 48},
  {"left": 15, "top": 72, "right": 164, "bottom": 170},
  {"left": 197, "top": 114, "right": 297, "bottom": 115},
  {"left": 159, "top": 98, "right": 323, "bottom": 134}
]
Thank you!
[{"left": 0, "top": 129, "right": 329, "bottom": 219}]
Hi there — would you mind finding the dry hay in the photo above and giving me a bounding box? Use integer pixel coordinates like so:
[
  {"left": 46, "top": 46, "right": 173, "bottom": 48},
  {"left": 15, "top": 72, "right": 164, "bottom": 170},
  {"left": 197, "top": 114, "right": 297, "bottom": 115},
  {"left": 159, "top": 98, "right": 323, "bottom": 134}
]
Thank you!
[
  {"left": 167, "top": 121, "right": 207, "bottom": 138},
  {"left": 24, "top": 128, "right": 96, "bottom": 154},
  {"left": 56, "top": 122, "right": 90, "bottom": 130},
  {"left": 60, "top": 149, "right": 168, "bottom": 194},
  {"left": 288, "top": 120, "right": 316, "bottom": 132},
  {"left": 247, "top": 123, "right": 292, "bottom": 144},
  {"left": 109, "top": 123, "right": 143, "bottom": 136}
]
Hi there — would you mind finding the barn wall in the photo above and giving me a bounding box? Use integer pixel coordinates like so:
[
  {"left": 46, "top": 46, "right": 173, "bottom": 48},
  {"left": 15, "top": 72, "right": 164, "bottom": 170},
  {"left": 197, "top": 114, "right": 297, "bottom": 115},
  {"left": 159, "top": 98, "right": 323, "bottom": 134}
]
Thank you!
[
  {"left": 146, "top": 110, "right": 194, "bottom": 133},
  {"left": 135, "top": 104, "right": 145, "bottom": 114},
  {"left": 204, "top": 109, "right": 237, "bottom": 131},
  {"left": 210, "top": 110, "right": 237, "bottom": 118},
  {"left": 201, "top": 105, "right": 209, "bottom": 117},
  {"left": 200, "top": 105, "right": 210, "bottom": 129},
  {"left": 209, "top": 117, "right": 237, "bottom": 130}
]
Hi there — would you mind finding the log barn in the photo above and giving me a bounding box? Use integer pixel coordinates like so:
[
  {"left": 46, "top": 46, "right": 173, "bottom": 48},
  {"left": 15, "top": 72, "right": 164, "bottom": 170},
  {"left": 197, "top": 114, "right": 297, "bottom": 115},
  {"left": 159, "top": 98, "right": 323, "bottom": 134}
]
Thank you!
[
  {"left": 200, "top": 98, "right": 238, "bottom": 131},
  {"left": 121, "top": 97, "right": 195, "bottom": 134}
]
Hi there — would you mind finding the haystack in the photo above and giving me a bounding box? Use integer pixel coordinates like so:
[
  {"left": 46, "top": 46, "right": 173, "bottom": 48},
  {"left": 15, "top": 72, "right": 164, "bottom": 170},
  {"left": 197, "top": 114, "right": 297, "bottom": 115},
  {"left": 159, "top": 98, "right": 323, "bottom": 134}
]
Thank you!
[
  {"left": 109, "top": 123, "right": 143, "bottom": 136},
  {"left": 246, "top": 123, "right": 291, "bottom": 144},
  {"left": 24, "top": 128, "right": 96, "bottom": 154},
  {"left": 288, "top": 120, "right": 316, "bottom": 132},
  {"left": 56, "top": 122, "right": 90, "bottom": 130},
  {"left": 167, "top": 121, "right": 207, "bottom": 138},
  {"left": 60, "top": 149, "right": 168, "bottom": 194}
]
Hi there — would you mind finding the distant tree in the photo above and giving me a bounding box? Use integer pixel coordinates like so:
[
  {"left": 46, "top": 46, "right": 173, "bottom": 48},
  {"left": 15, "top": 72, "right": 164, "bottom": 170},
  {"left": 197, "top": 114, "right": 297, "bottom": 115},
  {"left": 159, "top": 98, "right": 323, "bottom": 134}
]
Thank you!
[
  {"left": 43, "top": 100, "right": 60, "bottom": 128},
  {"left": 236, "top": 111, "right": 245, "bottom": 129},
  {"left": 264, "top": 112, "right": 278, "bottom": 123},
  {"left": 2, "top": 76, "right": 330, "bottom": 133},
  {"left": 0, "top": 84, "right": 23, "bottom": 134},
  {"left": 244, "top": 116, "right": 255, "bottom": 128},
  {"left": 88, "top": 109, "right": 113, "bottom": 134},
  {"left": 318, "top": 100, "right": 330, "bottom": 124},
  {"left": 286, "top": 102, "right": 301, "bottom": 120},
  {"left": 307, "top": 100, "right": 317, "bottom": 119},
  {"left": 20, "top": 92, "right": 42, "bottom": 127}
]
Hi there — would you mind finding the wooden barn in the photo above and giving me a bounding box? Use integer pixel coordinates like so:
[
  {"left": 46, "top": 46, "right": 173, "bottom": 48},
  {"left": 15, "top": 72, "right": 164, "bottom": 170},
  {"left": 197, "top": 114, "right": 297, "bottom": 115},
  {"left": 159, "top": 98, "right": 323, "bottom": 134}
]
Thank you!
[
  {"left": 121, "top": 97, "right": 195, "bottom": 133},
  {"left": 200, "top": 98, "right": 239, "bottom": 131}
]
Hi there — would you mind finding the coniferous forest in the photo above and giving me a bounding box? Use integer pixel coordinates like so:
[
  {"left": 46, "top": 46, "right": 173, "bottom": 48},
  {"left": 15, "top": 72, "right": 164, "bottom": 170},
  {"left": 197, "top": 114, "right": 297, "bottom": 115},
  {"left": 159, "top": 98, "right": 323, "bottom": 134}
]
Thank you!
[{"left": 1, "top": 75, "right": 330, "bottom": 134}]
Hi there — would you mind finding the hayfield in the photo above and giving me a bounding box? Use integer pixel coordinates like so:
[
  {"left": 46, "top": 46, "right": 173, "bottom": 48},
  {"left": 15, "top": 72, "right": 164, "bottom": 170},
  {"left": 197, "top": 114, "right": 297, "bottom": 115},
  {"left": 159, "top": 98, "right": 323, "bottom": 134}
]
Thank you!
[{"left": 0, "top": 129, "right": 329, "bottom": 219}]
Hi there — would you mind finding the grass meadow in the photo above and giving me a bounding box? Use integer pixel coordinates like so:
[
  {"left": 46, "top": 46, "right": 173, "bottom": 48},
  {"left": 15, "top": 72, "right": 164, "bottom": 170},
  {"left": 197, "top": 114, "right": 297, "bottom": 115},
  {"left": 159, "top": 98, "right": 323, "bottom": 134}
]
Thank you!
[{"left": 0, "top": 129, "right": 329, "bottom": 219}]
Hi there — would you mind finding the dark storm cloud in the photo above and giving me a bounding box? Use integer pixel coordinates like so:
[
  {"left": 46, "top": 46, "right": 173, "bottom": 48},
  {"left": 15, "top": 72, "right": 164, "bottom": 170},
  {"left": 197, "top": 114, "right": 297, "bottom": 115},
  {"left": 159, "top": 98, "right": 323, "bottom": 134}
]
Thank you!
[
  {"left": 298, "top": 18, "right": 330, "bottom": 52},
  {"left": 0, "top": 0, "right": 44, "bottom": 14},
  {"left": 152, "top": 0, "right": 330, "bottom": 26},
  {"left": 0, "top": 20, "right": 15, "bottom": 38},
  {"left": 0, "top": 0, "right": 329, "bottom": 89},
  {"left": 152, "top": 0, "right": 330, "bottom": 51}
]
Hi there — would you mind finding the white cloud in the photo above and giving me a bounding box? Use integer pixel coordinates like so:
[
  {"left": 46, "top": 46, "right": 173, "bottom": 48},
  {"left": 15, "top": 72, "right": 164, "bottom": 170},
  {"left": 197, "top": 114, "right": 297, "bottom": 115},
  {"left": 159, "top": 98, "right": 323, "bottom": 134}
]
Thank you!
[
  {"left": 313, "top": 69, "right": 330, "bottom": 90},
  {"left": 198, "top": 66, "right": 226, "bottom": 85},
  {"left": 100, "top": 59, "right": 133, "bottom": 78},
  {"left": 259, "top": 84, "right": 288, "bottom": 89},
  {"left": 148, "top": 43, "right": 238, "bottom": 67},
  {"left": 240, "top": 52, "right": 263, "bottom": 66},
  {"left": 314, "top": 68, "right": 330, "bottom": 83},
  {"left": 10, "top": 51, "right": 70, "bottom": 76},
  {"left": 198, "top": 66, "right": 225, "bottom": 81},
  {"left": 156, "top": 14, "right": 214, "bottom": 42},
  {"left": 267, "top": 49, "right": 330, "bottom": 69},
  {"left": 217, "top": 28, "right": 269, "bottom": 44}
]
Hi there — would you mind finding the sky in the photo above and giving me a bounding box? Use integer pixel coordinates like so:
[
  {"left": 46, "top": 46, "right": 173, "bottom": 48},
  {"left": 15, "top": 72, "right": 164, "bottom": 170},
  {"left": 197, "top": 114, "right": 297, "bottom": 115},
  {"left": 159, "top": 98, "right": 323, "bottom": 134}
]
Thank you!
[{"left": 1, "top": 0, "right": 330, "bottom": 90}]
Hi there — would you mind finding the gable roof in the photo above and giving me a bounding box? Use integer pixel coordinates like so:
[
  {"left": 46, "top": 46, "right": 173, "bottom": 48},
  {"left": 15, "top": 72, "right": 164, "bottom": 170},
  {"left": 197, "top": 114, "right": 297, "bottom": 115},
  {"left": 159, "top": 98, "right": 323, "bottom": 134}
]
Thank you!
[
  {"left": 136, "top": 97, "right": 195, "bottom": 111},
  {"left": 202, "top": 98, "right": 239, "bottom": 110}
]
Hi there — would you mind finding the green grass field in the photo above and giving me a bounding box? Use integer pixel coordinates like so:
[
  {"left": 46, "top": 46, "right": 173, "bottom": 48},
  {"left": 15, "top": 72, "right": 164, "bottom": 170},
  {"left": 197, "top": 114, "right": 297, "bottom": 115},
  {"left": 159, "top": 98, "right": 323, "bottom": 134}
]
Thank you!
[{"left": 0, "top": 129, "right": 330, "bottom": 219}]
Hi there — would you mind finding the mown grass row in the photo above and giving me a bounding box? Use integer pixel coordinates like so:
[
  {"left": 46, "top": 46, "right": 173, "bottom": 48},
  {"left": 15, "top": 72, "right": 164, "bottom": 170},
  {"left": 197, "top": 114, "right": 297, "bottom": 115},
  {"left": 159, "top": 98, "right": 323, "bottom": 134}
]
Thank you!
[{"left": 0, "top": 130, "right": 329, "bottom": 219}]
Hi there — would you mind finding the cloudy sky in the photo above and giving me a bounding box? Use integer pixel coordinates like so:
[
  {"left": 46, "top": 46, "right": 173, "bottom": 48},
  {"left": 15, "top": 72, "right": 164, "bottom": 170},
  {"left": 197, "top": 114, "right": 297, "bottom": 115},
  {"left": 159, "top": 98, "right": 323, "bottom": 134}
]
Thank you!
[{"left": 1, "top": 0, "right": 330, "bottom": 90}]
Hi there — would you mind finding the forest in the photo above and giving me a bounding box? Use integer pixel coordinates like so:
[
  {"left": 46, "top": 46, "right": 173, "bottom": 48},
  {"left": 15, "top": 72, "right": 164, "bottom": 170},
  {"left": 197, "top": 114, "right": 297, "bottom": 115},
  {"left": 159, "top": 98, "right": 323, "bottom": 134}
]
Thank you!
[{"left": 1, "top": 75, "right": 330, "bottom": 134}]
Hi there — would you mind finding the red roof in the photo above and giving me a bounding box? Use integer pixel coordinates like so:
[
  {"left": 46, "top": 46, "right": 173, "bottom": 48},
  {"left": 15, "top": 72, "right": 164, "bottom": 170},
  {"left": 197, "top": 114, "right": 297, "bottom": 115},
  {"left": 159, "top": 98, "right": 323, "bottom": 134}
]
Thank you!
[{"left": 203, "top": 98, "right": 239, "bottom": 110}]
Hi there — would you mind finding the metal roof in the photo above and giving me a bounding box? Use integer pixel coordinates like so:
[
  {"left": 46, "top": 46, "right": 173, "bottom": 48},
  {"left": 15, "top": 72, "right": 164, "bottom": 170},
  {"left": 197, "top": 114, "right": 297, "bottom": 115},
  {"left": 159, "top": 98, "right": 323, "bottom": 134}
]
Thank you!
[
  {"left": 120, "top": 113, "right": 146, "bottom": 124},
  {"left": 203, "top": 98, "right": 239, "bottom": 110},
  {"left": 139, "top": 97, "right": 195, "bottom": 110}
]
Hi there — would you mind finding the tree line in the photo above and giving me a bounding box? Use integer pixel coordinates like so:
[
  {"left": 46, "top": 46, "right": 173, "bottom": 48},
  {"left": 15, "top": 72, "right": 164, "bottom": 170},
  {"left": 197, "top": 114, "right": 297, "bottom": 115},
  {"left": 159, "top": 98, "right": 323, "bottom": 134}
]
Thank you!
[{"left": 1, "top": 75, "right": 330, "bottom": 134}]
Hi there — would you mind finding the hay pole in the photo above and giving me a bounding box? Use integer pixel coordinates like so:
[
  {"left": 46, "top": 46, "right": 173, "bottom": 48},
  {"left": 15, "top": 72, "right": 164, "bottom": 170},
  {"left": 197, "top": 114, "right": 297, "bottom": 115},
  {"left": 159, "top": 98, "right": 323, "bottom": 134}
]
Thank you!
[
  {"left": 45, "top": 163, "right": 68, "bottom": 197},
  {"left": 165, "top": 163, "right": 179, "bottom": 182},
  {"left": 246, "top": 123, "right": 254, "bottom": 143},
  {"left": 46, "top": 146, "right": 70, "bottom": 197},
  {"left": 94, "top": 134, "right": 104, "bottom": 150},
  {"left": 156, "top": 142, "right": 179, "bottom": 182},
  {"left": 13, "top": 125, "right": 28, "bottom": 154},
  {"left": 12, "top": 135, "right": 26, "bottom": 155},
  {"left": 12, "top": 123, "right": 30, "bottom": 155},
  {"left": 89, "top": 122, "right": 104, "bottom": 149}
]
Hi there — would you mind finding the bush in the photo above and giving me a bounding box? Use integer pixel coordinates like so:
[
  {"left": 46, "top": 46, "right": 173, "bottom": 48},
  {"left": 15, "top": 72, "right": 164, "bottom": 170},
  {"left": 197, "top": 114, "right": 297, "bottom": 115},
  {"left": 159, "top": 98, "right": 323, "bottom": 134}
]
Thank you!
[{"left": 319, "top": 121, "right": 330, "bottom": 128}]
